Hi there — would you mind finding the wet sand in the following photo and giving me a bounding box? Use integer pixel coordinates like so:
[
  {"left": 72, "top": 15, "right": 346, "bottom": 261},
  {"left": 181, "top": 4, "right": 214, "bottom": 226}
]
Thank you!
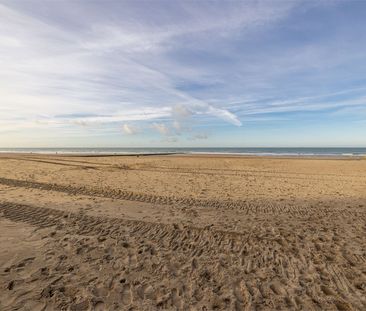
[{"left": 0, "top": 154, "right": 365, "bottom": 310}]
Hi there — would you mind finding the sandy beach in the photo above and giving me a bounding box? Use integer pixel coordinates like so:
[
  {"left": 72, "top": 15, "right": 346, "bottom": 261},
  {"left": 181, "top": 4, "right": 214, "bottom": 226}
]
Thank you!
[{"left": 0, "top": 154, "right": 365, "bottom": 310}]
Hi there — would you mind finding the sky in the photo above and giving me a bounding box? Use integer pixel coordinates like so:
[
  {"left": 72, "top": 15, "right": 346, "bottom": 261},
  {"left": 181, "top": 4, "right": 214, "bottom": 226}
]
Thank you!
[{"left": 1, "top": 0, "right": 366, "bottom": 148}]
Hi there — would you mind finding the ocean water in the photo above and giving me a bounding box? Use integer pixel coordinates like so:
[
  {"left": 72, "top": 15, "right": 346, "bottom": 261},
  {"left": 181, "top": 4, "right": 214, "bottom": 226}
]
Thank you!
[{"left": 0, "top": 147, "right": 365, "bottom": 157}]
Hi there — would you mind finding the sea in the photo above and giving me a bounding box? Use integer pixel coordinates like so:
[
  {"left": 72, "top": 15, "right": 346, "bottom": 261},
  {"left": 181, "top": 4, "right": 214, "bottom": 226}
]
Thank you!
[{"left": 0, "top": 147, "right": 365, "bottom": 157}]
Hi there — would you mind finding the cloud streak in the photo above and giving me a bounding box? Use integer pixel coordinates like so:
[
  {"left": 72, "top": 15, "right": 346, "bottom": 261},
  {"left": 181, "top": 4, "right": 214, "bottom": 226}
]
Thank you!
[{"left": 1, "top": 0, "right": 366, "bottom": 146}]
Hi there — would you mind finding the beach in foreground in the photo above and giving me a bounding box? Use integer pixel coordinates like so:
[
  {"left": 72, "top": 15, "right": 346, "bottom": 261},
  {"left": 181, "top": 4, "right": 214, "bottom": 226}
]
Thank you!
[{"left": 0, "top": 154, "right": 365, "bottom": 310}]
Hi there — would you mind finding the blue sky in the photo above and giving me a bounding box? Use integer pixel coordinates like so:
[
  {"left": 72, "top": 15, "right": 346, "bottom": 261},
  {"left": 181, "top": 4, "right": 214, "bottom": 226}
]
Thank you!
[{"left": 1, "top": 0, "right": 366, "bottom": 147}]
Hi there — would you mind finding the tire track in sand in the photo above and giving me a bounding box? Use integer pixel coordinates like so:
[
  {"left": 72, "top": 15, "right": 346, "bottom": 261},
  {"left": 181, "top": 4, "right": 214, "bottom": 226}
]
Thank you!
[
  {"left": 1, "top": 201, "right": 365, "bottom": 310},
  {"left": 0, "top": 177, "right": 363, "bottom": 216}
]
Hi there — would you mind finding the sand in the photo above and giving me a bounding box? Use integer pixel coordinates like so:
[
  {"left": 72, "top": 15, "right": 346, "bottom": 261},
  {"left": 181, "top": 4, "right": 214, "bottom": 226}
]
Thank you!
[{"left": 0, "top": 154, "right": 365, "bottom": 310}]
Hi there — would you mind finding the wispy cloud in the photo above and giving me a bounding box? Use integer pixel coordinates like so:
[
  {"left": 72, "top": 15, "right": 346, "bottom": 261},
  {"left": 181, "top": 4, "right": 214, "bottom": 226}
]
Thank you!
[
  {"left": 152, "top": 123, "right": 170, "bottom": 136},
  {"left": 0, "top": 1, "right": 295, "bottom": 124},
  {"left": 122, "top": 124, "right": 140, "bottom": 135},
  {"left": 1, "top": 0, "right": 366, "bottom": 146}
]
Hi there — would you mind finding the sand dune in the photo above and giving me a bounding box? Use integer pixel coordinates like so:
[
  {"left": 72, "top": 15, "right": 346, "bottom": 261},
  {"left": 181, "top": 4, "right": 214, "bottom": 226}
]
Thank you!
[{"left": 0, "top": 154, "right": 365, "bottom": 310}]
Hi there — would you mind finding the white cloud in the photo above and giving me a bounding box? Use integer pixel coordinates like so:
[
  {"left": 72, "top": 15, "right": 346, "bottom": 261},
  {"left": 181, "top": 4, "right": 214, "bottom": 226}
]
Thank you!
[
  {"left": 206, "top": 107, "right": 242, "bottom": 126},
  {"left": 152, "top": 123, "right": 170, "bottom": 135},
  {"left": 172, "top": 104, "right": 193, "bottom": 119},
  {"left": 1, "top": 0, "right": 365, "bottom": 146},
  {"left": 122, "top": 123, "right": 140, "bottom": 135},
  {"left": 0, "top": 1, "right": 294, "bottom": 136}
]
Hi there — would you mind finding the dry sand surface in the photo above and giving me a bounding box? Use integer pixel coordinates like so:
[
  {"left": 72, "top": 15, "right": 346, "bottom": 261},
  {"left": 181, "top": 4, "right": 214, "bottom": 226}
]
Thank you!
[{"left": 0, "top": 153, "right": 365, "bottom": 310}]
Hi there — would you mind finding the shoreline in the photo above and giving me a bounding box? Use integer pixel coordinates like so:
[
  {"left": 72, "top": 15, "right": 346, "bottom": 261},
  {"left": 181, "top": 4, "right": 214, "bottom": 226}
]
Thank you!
[{"left": 0, "top": 151, "right": 364, "bottom": 160}]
